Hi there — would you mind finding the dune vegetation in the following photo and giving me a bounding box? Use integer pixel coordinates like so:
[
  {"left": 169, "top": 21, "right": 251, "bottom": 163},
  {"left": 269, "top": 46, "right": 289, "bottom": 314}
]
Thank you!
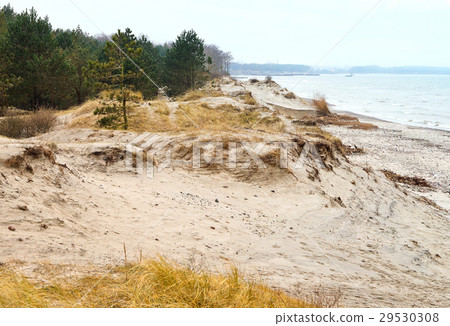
[{"left": 0, "top": 258, "right": 327, "bottom": 308}]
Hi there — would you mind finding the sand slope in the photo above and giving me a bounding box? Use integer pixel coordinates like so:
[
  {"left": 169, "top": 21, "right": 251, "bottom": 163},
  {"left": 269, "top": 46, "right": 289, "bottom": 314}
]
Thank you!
[
  {"left": 1, "top": 126, "right": 449, "bottom": 307},
  {"left": 1, "top": 79, "right": 449, "bottom": 307}
]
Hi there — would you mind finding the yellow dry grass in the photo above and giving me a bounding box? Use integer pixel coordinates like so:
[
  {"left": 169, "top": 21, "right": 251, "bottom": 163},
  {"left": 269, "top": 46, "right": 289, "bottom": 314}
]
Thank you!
[
  {"left": 295, "top": 125, "right": 345, "bottom": 155},
  {"left": 63, "top": 96, "right": 289, "bottom": 135},
  {"left": 312, "top": 95, "right": 331, "bottom": 116},
  {"left": 98, "top": 89, "right": 144, "bottom": 103},
  {"left": 0, "top": 258, "right": 317, "bottom": 308},
  {"left": 128, "top": 102, "right": 175, "bottom": 133},
  {"left": 178, "top": 89, "right": 224, "bottom": 101},
  {"left": 176, "top": 103, "right": 285, "bottom": 133},
  {"left": 66, "top": 100, "right": 101, "bottom": 129},
  {"left": 242, "top": 92, "right": 257, "bottom": 105}
]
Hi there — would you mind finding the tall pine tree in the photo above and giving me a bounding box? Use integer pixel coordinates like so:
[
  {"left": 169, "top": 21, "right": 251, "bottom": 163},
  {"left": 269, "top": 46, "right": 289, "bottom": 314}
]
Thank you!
[
  {"left": 164, "top": 30, "right": 209, "bottom": 96},
  {"left": 86, "top": 28, "right": 143, "bottom": 129},
  {"left": 6, "top": 8, "right": 71, "bottom": 109}
]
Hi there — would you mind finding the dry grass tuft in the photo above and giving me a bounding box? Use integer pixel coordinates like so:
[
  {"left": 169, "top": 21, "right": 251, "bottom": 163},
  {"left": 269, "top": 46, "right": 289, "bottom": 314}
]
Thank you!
[
  {"left": 66, "top": 100, "right": 101, "bottom": 129},
  {"left": 242, "top": 92, "right": 257, "bottom": 105},
  {"left": 4, "top": 145, "right": 56, "bottom": 172},
  {"left": 284, "top": 92, "right": 297, "bottom": 99},
  {"left": 312, "top": 95, "right": 331, "bottom": 116},
  {"left": 4, "top": 155, "right": 26, "bottom": 169},
  {"left": 382, "top": 170, "right": 431, "bottom": 188},
  {"left": 24, "top": 145, "right": 55, "bottom": 163},
  {"left": 129, "top": 102, "right": 174, "bottom": 133},
  {"left": 0, "top": 258, "right": 320, "bottom": 308},
  {"left": 296, "top": 125, "right": 346, "bottom": 157}
]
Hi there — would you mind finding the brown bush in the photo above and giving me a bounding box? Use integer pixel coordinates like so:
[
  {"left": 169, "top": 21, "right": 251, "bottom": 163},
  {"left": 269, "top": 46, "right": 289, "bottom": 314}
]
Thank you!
[{"left": 0, "top": 109, "right": 56, "bottom": 139}]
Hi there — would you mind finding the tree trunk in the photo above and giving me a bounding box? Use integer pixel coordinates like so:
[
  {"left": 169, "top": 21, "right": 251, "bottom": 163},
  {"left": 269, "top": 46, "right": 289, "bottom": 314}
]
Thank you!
[
  {"left": 76, "top": 88, "right": 82, "bottom": 105},
  {"left": 122, "top": 88, "right": 128, "bottom": 130},
  {"left": 121, "top": 59, "right": 128, "bottom": 130}
]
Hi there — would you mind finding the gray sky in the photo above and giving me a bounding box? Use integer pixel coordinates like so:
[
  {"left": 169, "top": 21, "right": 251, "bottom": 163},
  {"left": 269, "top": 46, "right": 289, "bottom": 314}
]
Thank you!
[{"left": 6, "top": 0, "right": 450, "bottom": 66}]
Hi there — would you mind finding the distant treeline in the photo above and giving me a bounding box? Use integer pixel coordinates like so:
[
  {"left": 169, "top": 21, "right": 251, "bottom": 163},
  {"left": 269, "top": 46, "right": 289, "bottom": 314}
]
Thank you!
[
  {"left": 230, "top": 63, "right": 450, "bottom": 76},
  {"left": 230, "top": 63, "right": 311, "bottom": 76},
  {"left": 0, "top": 4, "right": 232, "bottom": 111},
  {"left": 348, "top": 65, "right": 450, "bottom": 74}
]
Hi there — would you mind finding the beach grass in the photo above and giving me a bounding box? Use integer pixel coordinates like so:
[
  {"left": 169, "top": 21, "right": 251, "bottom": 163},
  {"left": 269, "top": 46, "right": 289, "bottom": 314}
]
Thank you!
[{"left": 0, "top": 258, "right": 318, "bottom": 308}]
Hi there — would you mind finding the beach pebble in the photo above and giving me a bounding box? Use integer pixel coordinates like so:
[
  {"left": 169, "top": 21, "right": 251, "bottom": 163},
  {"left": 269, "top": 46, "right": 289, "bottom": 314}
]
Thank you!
[
  {"left": 17, "top": 205, "right": 28, "bottom": 211},
  {"left": 215, "top": 199, "right": 219, "bottom": 203},
  {"left": 8, "top": 226, "right": 16, "bottom": 231}
]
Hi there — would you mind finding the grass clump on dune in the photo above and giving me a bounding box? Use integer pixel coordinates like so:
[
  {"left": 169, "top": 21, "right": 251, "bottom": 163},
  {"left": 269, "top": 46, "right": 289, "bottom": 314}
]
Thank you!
[
  {"left": 0, "top": 258, "right": 318, "bottom": 308},
  {"left": 128, "top": 102, "right": 174, "bottom": 133},
  {"left": 178, "top": 89, "right": 224, "bottom": 101},
  {"left": 176, "top": 103, "right": 285, "bottom": 133},
  {"left": 312, "top": 95, "right": 331, "bottom": 116}
]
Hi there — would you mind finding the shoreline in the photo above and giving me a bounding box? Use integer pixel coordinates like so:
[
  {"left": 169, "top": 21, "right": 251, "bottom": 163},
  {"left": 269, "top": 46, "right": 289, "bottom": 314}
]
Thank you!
[
  {"left": 323, "top": 110, "right": 450, "bottom": 211},
  {"left": 231, "top": 74, "right": 450, "bottom": 133},
  {"left": 334, "top": 108, "right": 450, "bottom": 134}
]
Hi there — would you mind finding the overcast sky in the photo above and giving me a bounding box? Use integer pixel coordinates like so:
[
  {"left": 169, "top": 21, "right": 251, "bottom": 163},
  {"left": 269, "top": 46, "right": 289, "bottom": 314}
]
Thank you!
[{"left": 6, "top": 0, "right": 450, "bottom": 67}]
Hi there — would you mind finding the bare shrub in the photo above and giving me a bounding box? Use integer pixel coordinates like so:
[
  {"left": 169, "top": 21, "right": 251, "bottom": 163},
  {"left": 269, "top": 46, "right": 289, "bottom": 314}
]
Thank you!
[
  {"left": 29, "top": 110, "right": 57, "bottom": 134},
  {"left": 0, "top": 109, "right": 56, "bottom": 139}
]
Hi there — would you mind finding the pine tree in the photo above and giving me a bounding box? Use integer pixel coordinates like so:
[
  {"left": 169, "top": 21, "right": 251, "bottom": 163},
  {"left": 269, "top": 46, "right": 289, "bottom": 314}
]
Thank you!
[
  {"left": 135, "top": 35, "right": 162, "bottom": 99},
  {"left": 86, "top": 28, "right": 143, "bottom": 129},
  {"left": 6, "top": 8, "right": 71, "bottom": 109},
  {"left": 164, "top": 30, "right": 209, "bottom": 95},
  {"left": 0, "top": 11, "right": 14, "bottom": 109}
]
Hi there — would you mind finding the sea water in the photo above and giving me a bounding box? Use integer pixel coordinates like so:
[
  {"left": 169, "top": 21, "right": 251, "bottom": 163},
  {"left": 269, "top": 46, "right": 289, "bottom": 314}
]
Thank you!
[{"left": 233, "top": 74, "right": 450, "bottom": 131}]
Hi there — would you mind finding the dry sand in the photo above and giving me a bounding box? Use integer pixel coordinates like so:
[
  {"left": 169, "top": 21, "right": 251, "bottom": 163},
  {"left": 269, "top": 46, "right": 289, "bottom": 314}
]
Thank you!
[{"left": 0, "top": 80, "right": 449, "bottom": 308}]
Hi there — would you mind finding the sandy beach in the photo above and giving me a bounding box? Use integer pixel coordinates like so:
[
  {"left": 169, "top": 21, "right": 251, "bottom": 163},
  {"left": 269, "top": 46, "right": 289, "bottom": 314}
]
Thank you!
[
  {"left": 1, "top": 79, "right": 449, "bottom": 307},
  {"left": 324, "top": 113, "right": 450, "bottom": 210}
]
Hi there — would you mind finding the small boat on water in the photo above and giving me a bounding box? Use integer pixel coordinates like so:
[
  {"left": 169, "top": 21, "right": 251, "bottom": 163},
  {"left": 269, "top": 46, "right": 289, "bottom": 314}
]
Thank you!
[{"left": 345, "top": 73, "right": 354, "bottom": 77}]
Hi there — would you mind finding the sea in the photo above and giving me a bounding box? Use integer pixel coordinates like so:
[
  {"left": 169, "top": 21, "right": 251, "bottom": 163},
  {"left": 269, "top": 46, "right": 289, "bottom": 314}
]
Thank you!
[{"left": 233, "top": 74, "right": 450, "bottom": 132}]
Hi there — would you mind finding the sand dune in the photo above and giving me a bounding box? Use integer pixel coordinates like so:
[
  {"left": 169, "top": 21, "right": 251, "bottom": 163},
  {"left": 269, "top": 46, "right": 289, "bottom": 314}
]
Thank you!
[{"left": 0, "top": 79, "right": 449, "bottom": 307}]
